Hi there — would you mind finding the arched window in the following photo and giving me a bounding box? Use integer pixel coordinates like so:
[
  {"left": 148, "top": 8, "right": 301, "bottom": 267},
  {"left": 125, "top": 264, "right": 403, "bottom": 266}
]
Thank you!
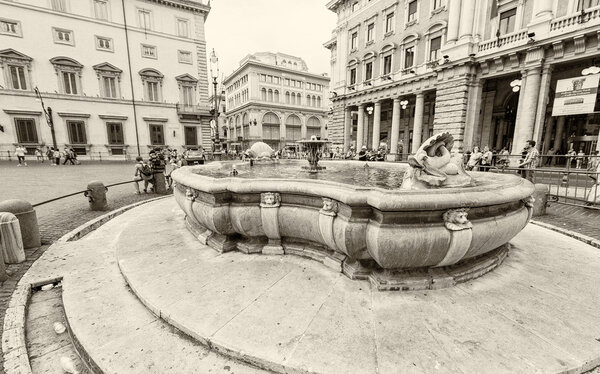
[
  {"left": 285, "top": 114, "right": 302, "bottom": 141},
  {"left": 306, "top": 116, "right": 321, "bottom": 139},
  {"left": 262, "top": 112, "right": 280, "bottom": 140},
  {"left": 268, "top": 89, "right": 273, "bottom": 102},
  {"left": 235, "top": 115, "right": 242, "bottom": 139},
  {"left": 317, "top": 96, "right": 321, "bottom": 107},
  {"left": 285, "top": 91, "right": 290, "bottom": 104},
  {"left": 291, "top": 92, "right": 296, "bottom": 105},
  {"left": 261, "top": 88, "right": 267, "bottom": 101},
  {"left": 274, "top": 90, "right": 279, "bottom": 102},
  {"left": 312, "top": 96, "right": 316, "bottom": 107},
  {"left": 242, "top": 113, "right": 249, "bottom": 139}
]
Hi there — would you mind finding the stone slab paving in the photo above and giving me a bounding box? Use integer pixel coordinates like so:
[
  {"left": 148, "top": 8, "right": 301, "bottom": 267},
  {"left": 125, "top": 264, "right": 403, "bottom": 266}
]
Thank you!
[
  {"left": 109, "top": 198, "right": 600, "bottom": 374},
  {"left": 536, "top": 203, "right": 600, "bottom": 242}
]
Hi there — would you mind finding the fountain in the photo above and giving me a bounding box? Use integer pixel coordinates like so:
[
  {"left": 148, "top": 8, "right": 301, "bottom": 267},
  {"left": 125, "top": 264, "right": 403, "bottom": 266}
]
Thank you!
[
  {"left": 172, "top": 132, "right": 534, "bottom": 291},
  {"left": 297, "top": 136, "right": 330, "bottom": 173}
]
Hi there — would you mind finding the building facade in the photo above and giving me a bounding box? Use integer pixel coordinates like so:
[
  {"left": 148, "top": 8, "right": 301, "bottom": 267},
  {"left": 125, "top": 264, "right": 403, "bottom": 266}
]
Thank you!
[
  {"left": 326, "top": 0, "right": 600, "bottom": 159},
  {"left": 223, "top": 52, "right": 330, "bottom": 152},
  {"left": 0, "top": 0, "right": 212, "bottom": 159}
]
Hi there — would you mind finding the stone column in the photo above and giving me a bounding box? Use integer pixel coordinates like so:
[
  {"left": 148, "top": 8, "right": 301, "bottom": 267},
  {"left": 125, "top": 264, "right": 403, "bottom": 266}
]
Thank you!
[
  {"left": 458, "top": 0, "right": 475, "bottom": 40},
  {"left": 512, "top": 66, "right": 542, "bottom": 155},
  {"left": 554, "top": 116, "right": 565, "bottom": 152},
  {"left": 301, "top": 117, "right": 307, "bottom": 140},
  {"left": 446, "top": 0, "right": 462, "bottom": 43},
  {"left": 542, "top": 118, "right": 553, "bottom": 154},
  {"left": 390, "top": 98, "right": 401, "bottom": 157},
  {"left": 344, "top": 107, "right": 352, "bottom": 152},
  {"left": 372, "top": 101, "right": 382, "bottom": 150},
  {"left": 357, "top": 104, "right": 365, "bottom": 150},
  {"left": 533, "top": 66, "right": 553, "bottom": 147},
  {"left": 532, "top": 0, "right": 554, "bottom": 20},
  {"left": 495, "top": 120, "right": 505, "bottom": 150},
  {"left": 364, "top": 110, "right": 370, "bottom": 147},
  {"left": 404, "top": 123, "right": 410, "bottom": 156},
  {"left": 412, "top": 93, "right": 425, "bottom": 151},
  {"left": 464, "top": 80, "right": 483, "bottom": 150}
]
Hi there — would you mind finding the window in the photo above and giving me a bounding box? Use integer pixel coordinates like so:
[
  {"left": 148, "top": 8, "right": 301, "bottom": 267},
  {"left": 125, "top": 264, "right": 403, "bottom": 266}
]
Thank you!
[
  {"left": 0, "top": 19, "right": 21, "bottom": 37},
  {"left": 262, "top": 113, "right": 280, "bottom": 140},
  {"left": 147, "top": 81, "right": 159, "bottom": 101},
  {"left": 63, "top": 71, "right": 78, "bottom": 94},
  {"left": 94, "top": 0, "right": 108, "bottom": 20},
  {"left": 578, "top": 0, "right": 600, "bottom": 10},
  {"left": 367, "top": 23, "right": 374, "bottom": 42},
  {"left": 307, "top": 117, "right": 321, "bottom": 139},
  {"left": 102, "top": 76, "right": 117, "bottom": 98},
  {"left": 274, "top": 90, "right": 279, "bottom": 102},
  {"left": 286, "top": 115, "right": 302, "bottom": 141},
  {"left": 429, "top": 36, "right": 441, "bottom": 61},
  {"left": 385, "top": 13, "right": 394, "bottom": 33},
  {"left": 176, "top": 18, "right": 189, "bottom": 37},
  {"left": 365, "top": 61, "right": 373, "bottom": 81},
  {"left": 149, "top": 124, "right": 164, "bottom": 145},
  {"left": 15, "top": 118, "right": 38, "bottom": 143},
  {"left": 351, "top": 32, "right": 358, "bottom": 50},
  {"left": 350, "top": 68, "right": 357, "bottom": 85},
  {"left": 138, "top": 9, "right": 152, "bottom": 30},
  {"left": 408, "top": 1, "right": 418, "bottom": 22},
  {"left": 352, "top": 2, "right": 358, "bottom": 12},
  {"left": 383, "top": 55, "right": 392, "bottom": 75},
  {"left": 433, "top": 0, "right": 442, "bottom": 10},
  {"left": 107, "top": 122, "right": 124, "bottom": 144},
  {"left": 51, "top": 0, "right": 66, "bottom": 12},
  {"left": 404, "top": 46, "right": 415, "bottom": 69},
  {"left": 9, "top": 65, "right": 27, "bottom": 90},
  {"left": 285, "top": 91, "right": 290, "bottom": 103},
  {"left": 261, "top": 88, "right": 267, "bottom": 101},
  {"left": 67, "top": 121, "right": 87, "bottom": 144},
  {"left": 178, "top": 50, "right": 192, "bottom": 64},
  {"left": 141, "top": 44, "right": 157, "bottom": 59},
  {"left": 184, "top": 126, "right": 197, "bottom": 145},
  {"left": 317, "top": 97, "right": 321, "bottom": 107},
  {"left": 95, "top": 36, "right": 113, "bottom": 52},
  {"left": 53, "top": 28, "right": 74, "bottom": 45},
  {"left": 499, "top": 8, "right": 516, "bottom": 35},
  {"left": 181, "top": 86, "right": 193, "bottom": 105}
]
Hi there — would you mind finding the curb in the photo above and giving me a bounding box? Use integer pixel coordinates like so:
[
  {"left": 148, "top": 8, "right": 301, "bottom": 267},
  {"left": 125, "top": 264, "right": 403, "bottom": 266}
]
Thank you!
[
  {"left": 530, "top": 220, "right": 600, "bottom": 250},
  {"left": 1, "top": 195, "right": 170, "bottom": 374}
]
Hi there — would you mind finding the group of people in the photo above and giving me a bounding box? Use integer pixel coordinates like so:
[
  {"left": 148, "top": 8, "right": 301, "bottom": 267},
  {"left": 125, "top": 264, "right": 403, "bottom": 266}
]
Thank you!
[
  {"left": 13, "top": 145, "right": 79, "bottom": 166},
  {"left": 133, "top": 148, "right": 189, "bottom": 194},
  {"left": 343, "top": 145, "right": 386, "bottom": 161}
]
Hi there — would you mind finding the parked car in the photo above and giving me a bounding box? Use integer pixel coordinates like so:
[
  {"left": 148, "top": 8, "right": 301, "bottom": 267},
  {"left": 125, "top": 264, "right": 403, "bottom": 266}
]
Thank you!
[{"left": 184, "top": 148, "right": 205, "bottom": 165}]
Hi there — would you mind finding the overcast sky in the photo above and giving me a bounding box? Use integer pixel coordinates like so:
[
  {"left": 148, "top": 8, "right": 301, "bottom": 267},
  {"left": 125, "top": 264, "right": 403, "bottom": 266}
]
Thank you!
[{"left": 205, "top": 0, "right": 337, "bottom": 81}]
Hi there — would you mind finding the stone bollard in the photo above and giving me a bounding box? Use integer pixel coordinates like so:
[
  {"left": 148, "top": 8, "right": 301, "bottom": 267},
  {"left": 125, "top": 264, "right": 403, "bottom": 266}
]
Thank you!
[
  {"left": 153, "top": 172, "right": 167, "bottom": 194},
  {"left": 84, "top": 181, "right": 108, "bottom": 211},
  {"left": 0, "top": 199, "right": 41, "bottom": 249},
  {"left": 0, "top": 212, "right": 26, "bottom": 264},
  {"left": 532, "top": 184, "right": 549, "bottom": 217}
]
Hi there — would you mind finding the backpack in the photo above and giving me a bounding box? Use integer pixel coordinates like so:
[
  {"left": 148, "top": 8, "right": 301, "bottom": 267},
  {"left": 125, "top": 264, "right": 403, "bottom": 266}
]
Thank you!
[{"left": 140, "top": 163, "right": 152, "bottom": 176}]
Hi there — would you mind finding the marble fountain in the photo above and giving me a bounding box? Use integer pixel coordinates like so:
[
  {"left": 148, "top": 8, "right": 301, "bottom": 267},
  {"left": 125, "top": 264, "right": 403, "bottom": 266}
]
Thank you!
[{"left": 172, "top": 133, "right": 535, "bottom": 290}]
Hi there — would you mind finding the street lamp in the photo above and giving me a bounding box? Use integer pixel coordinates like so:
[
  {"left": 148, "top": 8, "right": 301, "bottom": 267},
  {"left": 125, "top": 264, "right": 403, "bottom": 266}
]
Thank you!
[
  {"left": 209, "top": 48, "right": 223, "bottom": 160},
  {"left": 34, "top": 87, "right": 58, "bottom": 150}
]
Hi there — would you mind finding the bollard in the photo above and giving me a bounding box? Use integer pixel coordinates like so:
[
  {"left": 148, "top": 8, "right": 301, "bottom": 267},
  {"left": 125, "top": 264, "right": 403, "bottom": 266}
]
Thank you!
[
  {"left": 0, "top": 199, "right": 41, "bottom": 249},
  {"left": 532, "top": 184, "right": 549, "bottom": 217},
  {"left": 84, "top": 181, "right": 108, "bottom": 211},
  {"left": 153, "top": 172, "right": 167, "bottom": 194},
  {"left": 0, "top": 212, "right": 26, "bottom": 264}
]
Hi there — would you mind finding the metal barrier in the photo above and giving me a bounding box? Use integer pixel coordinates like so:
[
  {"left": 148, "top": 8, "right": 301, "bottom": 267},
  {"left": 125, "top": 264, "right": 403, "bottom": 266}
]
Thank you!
[
  {"left": 0, "top": 151, "right": 132, "bottom": 162},
  {"left": 480, "top": 154, "right": 600, "bottom": 210},
  {"left": 31, "top": 180, "right": 135, "bottom": 208}
]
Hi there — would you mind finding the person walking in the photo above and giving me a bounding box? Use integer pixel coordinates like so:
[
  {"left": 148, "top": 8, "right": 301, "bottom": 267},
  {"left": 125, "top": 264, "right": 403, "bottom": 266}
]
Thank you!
[
  {"left": 46, "top": 147, "right": 54, "bottom": 162},
  {"left": 63, "top": 147, "right": 75, "bottom": 165},
  {"left": 53, "top": 148, "right": 61, "bottom": 166},
  {"left": 34, "top": 148, "right": 43, "bottom": 163},
  {"left": 576, "top": 149, "right": 585, "bottom": 169},
  {"left": 14, "top": 145, "right": 27, "bottom": 166},
  {"left": 134, "top": 156, "right": 153, "bottom": 194},
  {"left": 467, "top": 147, "right": 483, "bottom": 171},
  {"left": 586, "top": 151, "right": 600, "bottom": 206},
  {"left": 518, "top": 140, "right": 540, "bottom": 183},
  {"left": 481, "top": 146, "right": 493, "bottom": 172}
]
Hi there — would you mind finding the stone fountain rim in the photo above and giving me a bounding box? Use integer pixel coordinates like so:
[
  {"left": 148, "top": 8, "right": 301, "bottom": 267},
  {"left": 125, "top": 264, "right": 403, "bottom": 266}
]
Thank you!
[{"left": 172, "top": 163, "right": 535, "bottom": 211}]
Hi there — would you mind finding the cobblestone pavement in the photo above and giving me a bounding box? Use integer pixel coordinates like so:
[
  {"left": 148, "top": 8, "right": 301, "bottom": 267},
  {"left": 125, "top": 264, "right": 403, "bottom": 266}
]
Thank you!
[
  {"left": 0, "top": 162, "right": 161, "bottom": 373},
  {"left": 536, "top": 202, "right": 600, "bottom": 242}
]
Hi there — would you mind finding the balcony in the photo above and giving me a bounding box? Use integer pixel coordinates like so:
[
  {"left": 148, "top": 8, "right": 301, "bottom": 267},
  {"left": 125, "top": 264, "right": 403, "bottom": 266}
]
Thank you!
[
  {"left": 176, "top": 104, "right": 204, "bottom": 115},
  {"left": 478, "top": 30, "right": 528, "bottom": 53},
  {"left": 550, "top": 6, "right": 600, "bottom": 32}
]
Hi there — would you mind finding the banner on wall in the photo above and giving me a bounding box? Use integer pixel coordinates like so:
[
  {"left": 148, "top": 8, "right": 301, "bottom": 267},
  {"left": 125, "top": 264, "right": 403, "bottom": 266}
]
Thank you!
[{"left": 552, "top": 74, "right": 600, "bottom": 116}]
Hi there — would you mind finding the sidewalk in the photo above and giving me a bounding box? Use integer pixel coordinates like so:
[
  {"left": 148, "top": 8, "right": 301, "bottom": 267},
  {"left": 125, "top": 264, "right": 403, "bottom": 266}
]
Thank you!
[{"left": 535, "top": 203, "right": 600, "bottom": 242}]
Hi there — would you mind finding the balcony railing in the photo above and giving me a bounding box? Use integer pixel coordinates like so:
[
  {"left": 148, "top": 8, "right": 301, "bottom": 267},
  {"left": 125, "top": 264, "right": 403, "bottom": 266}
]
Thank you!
[
  {"left": 550, "top": 6, "right": 600, "bottom": 32},
  {"left": 176, "top": 104, "right": 204, "bottom": 114},
  {"left": 478, "top": 30, "right": 528, "bottom": 52}
]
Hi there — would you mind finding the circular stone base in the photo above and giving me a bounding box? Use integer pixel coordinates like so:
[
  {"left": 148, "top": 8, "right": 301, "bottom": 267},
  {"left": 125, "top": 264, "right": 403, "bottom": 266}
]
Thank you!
[{"left": 367, "top": 245, "right": 509, "bottom": 291}]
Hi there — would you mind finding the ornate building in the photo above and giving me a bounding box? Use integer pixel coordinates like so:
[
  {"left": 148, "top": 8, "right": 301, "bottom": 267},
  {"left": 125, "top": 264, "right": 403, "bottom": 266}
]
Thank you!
[
  {"left": 0, "top": 0, "right": 212, "bottom": 158},
  {"left": 223, "top": 52, "right": 330, "bottom": 152},
  {"left": 326, "top": 0, "right": 600, "bottom": 158}
]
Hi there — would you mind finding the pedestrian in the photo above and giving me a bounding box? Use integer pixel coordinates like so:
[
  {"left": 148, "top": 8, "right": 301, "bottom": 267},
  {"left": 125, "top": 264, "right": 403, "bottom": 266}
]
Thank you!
[
  {"left": 35, "top": 148, "right": 43, "bottom": 163},
  {"left": 345, "top": 146, "right": 355, "bottom": 160},
  {"left": 497, "top": 147, "right": 510, "bottom": 167},
  {"left": 70, "top": 147, "right": 79, "bottom": 165},
  {"left": 567, "top": 148, "right": 577, "bottom": 168},
  {"left": 467, "top": 146, "right": 482, "bottom": 171},
  {"left": 586, "top": 151, "right": 600, "bottom": 206},
  {"left": 518, "top": 140, "right": 540, "bottom": 183},
  {"left": 358, "top": 146, "right": 368, "bottom": 161},
  {"left": 53, "top": 148, "right": 61, "bottom": 166},
  {"left": 14, "top": 145, "right": 27, "bottom": 166},
  {"left": 576, "top": 149, "right": 585, "bottom": 169},
  {"left": 46, "top": 147, "right": 54, "bottom": 162},
  {"left": 545, "top": 148, "right": 555, "bottom": 166},
  {"left": 62, "top": 147, "right": 74, "bottom": 165},
  {"left": 481, "top": 146, "right": 493, "bottom": 172},
  {"left": 164, "top": 158, "right": 179, "bottom": 189},
  {"left": 134, "top": 156, "right": 153, "bottom": 194}
]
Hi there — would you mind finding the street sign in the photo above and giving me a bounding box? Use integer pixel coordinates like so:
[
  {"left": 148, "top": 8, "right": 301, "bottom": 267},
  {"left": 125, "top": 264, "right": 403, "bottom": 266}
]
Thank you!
[{"left": 552, "top": 74, "right": 600, "bottom": 116}]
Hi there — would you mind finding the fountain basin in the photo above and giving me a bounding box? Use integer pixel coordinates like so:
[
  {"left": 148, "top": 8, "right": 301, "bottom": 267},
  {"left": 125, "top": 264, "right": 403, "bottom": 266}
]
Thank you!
[{"left": 172, "top": 160, "right": 535, "bottom": 290}]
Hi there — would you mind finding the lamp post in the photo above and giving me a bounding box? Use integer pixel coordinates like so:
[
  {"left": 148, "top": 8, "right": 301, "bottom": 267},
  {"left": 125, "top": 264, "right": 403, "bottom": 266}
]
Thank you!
[
  {"left": 34, "top": 87, "right": 58, "bottom": 150},
  {"left": 209, "top": 49, "right": 222, "bottom": 160}
]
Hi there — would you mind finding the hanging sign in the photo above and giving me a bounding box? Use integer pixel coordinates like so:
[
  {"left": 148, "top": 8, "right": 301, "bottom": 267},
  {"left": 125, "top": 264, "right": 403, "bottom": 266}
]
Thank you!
[{"left": 552, "top": 74, "right": 600, "bottom": 116}]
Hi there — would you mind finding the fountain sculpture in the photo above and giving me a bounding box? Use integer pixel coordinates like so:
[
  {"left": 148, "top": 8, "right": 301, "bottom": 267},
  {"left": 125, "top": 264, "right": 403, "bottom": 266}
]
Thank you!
[
  {"left": 297, "top": 136, "right": 330, "bottom": 172},
  {"left": 172, "top": 132, "right": 534, "bottom": 290}
]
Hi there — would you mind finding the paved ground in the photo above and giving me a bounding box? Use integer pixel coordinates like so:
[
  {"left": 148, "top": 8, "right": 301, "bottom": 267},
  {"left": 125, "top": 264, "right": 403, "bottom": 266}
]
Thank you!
[
  {"left": 536, "top": 203, "right": 600, "bottom": 241},
  {"left": 0, "top": 162, "right": 159, "bottom": 373}
]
